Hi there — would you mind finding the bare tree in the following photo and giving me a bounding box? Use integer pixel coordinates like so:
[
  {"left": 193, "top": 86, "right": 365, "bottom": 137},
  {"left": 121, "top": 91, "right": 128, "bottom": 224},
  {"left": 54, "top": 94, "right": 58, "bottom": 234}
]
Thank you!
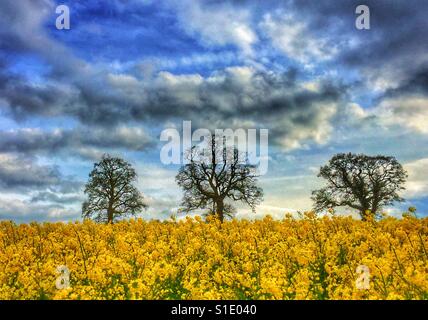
[
  {"left": 176, "top": 135, "right": 263, "bottom": 222},
  {"left": 312, "top": 153, "right": 407, "bottom": 220},
  {"left": 82, "top": 154, "right": 147, "bottom": 223}
]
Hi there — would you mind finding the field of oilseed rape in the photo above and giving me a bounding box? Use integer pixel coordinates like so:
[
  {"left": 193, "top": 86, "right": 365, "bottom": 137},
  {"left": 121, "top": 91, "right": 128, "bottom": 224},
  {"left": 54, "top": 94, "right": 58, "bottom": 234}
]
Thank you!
[{"left": 0, "top": 214, "right": 427, "bottom": 300}]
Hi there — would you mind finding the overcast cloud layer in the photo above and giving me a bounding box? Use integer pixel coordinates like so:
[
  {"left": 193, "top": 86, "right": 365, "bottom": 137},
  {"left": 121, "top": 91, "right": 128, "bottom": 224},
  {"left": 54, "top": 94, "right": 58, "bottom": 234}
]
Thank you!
[{"left": 0, "top": 0, "right": 427, "bottom": 221}]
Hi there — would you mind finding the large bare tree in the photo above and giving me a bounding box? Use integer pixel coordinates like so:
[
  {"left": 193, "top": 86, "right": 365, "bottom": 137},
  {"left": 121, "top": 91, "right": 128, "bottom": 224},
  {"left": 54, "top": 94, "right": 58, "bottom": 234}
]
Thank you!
[
  {"left": 312, "top": 153, "right": 407, "bottom": 220},
  {"left": 82, "top": 154, "right": 147, "bottom": 223},
  {"left": 176, "top": 135, "right": 263, "bottom": 222}
]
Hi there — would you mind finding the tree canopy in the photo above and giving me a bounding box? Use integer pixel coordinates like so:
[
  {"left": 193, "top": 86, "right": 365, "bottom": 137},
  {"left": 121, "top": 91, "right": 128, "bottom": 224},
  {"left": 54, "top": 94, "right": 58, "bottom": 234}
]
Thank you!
[
  {"left": 312, "top": 153, "right": 407, "bottom": 220},
  {"left": 82, "top": 154, "right": 147, "bottom": 223},
  {"left": 176, "top": 135, "right": 263, "bottom": 222}
]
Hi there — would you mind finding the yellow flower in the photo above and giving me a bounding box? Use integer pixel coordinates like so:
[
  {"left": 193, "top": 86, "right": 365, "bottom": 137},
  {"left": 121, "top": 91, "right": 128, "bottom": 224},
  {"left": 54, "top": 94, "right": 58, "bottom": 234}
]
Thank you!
[{"left": 0, "top": 215, "right": 427, "bottom": 300}]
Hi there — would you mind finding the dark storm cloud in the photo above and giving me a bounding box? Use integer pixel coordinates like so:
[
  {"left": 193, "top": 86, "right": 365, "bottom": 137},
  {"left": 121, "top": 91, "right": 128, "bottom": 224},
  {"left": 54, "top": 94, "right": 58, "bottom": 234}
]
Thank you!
[
  {"left": 0, "top": 154, "right": 81, "bottom": 193},
  {"left": 210, "top": 0, "right": 428, "bottom": 98},
  {"left": 30, "top": 191, "right": 84, "bottom": 204},
  {"left": 383, "top": 67, "right": 428, "bottom": 98},
  {"left": 125, "top": 67, "right": 346, "bottom": 148},
  {"left": 0, "top": 68, "right": 128, "bottom": 125},
  {"left": 0, "top": 155, "right": 60, "bottom": 189},
  {"left": 198, "top": 0, "right": 428, "bottom": 60},
  {"left": 322, "top": 0, "right": 428, "bottom": 67},
  {"left": 1, "top": 62, "right": 346, "bottom": 149},
  {"left": 282, "top": 0, "right": 428, "bottom": 92},
  {"left": 135, "top": 68, "right": 301, "bottom": 119},
  {"left": 0, "top": 126, "right": 155, "bottom": 159},
  {"left": 0, "top": 71, "right": 75, "bottom": 118}
]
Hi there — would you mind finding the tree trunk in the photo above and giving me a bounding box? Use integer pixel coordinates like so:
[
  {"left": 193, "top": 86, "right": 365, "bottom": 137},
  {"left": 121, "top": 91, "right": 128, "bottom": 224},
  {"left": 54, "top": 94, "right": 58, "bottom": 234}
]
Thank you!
[
  {"left": 107, "top": 204, "right": 114, "bottom": 224},
  {"left": 360, "top": 207, "right": 371, "bottom": 221},
  {"left": 216, "top": 198, "right": 224, "bottom": 223},
  {"left": 371, "top": 202, "right": 379, "bottom": 218}
]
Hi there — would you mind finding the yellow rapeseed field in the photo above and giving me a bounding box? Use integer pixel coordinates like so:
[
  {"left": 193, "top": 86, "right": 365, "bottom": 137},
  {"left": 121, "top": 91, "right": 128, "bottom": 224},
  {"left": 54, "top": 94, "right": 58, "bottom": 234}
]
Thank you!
[{"left": 0, "top": 213, "right": 427, "bottom": 300}]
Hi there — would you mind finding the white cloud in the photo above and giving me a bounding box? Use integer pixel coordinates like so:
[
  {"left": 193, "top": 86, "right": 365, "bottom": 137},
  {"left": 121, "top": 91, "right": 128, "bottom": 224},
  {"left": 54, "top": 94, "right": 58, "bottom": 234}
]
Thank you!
[
  {"left": 0, "top": 195, "right": 79, "bottom": 222},
  {"left": 136, "top": 164, "right": 179, "bottom": 192},
  {"left": 276, "top": 101, "right": 337, "bottom": 150},
  {"left": 107, "top": 73, "right": 140, "bottom": 88},
  {"left": 404, "top": 158, "right": 428, "bottom": 198},
  {"left": 172, "top": 0, "right": 257, "bottom": 56},
  {"left": 260, "top": 12, "right": 337, "bottom": 65},
  {"left": 133, "top": 52, "right": 238, "bottom": 78},
  {"left": 376, "top": 96, "right": 428, "bottom": 134},
  {"left": 134, "top": 164, "right": 181, "bottom": 217}
]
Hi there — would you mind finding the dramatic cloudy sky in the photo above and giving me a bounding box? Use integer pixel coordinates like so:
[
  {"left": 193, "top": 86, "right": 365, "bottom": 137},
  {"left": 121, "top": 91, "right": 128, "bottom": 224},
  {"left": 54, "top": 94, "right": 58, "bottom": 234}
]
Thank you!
[{"left": 0, "top": 0, "right": 427, "bottom": 222}]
